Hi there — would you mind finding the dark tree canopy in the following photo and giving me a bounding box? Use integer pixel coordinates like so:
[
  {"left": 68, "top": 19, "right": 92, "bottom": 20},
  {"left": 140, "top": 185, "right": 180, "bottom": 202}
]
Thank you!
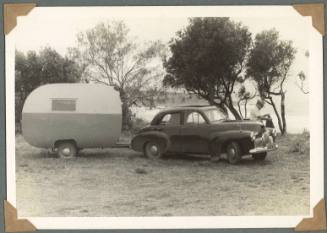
[
  {"left": 163, "top": 18, "right": 252, "bottom": 119},
  {"left": 15, "top": 48, "right": 83, "bottom": 132},
  {"left": 246, "top": 29, "right": 296, "bottom": 134},
  {"left": 16, "top": 48, "right": 82, "bottom": 100},
  {"left": 246, "top": 29, "right": 296, "bottom": 97}
]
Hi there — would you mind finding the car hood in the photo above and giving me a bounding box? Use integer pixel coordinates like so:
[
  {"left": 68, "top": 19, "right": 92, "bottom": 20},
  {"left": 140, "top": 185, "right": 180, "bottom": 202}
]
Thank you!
[
  {"left": 211, "top": 119, "right": 264, "bottom": 132},
  {"left": 238, "top": 120, "right": 265, "bottom": 132}
]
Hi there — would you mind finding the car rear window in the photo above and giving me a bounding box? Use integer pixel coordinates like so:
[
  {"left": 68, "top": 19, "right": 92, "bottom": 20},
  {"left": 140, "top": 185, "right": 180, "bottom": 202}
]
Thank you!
[
  {"left": 204, "top": 108, "right": 227, "bottom": 122},
  {"left": 186, "top": 111, "right": 206, "bottom": 124},
  {"left": 159, "top": 113, "right": 181, "bottom": 125}
]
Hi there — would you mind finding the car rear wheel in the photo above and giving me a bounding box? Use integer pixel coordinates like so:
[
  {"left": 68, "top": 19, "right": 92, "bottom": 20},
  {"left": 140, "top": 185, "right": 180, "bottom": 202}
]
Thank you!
[
  {"left": 226, "top": 142, "right": 242, "bottom": 164},
  {"left": 144, "top": 141, "right": 163, "bottom": 159},
  {"left": 57, "top": 142, "right": 77, "bottom": 159},
  {"left": 252, "top": 152, "right": 267, "bottom": 161}
]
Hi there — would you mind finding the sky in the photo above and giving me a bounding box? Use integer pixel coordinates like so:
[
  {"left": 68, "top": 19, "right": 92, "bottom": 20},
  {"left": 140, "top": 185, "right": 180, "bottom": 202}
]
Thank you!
[{"left": 11, "top": 6, "right": 312, "bottom": 130}]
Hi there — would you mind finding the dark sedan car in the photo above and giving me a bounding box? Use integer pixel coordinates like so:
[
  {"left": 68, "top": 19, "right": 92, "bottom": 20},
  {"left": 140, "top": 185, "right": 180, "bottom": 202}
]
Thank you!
[{"left": 131, "top": 105, "right": 278, "bottom": 164}]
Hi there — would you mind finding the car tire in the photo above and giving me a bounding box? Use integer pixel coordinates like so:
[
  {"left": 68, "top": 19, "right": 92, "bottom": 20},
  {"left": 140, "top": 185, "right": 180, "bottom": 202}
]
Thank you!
[
  {"left": 144, "top": 140, "right": 163, "bottom": 159},
  {"left": 252, "top": 152, "right": 267, "bottom": 161},
  {"left": 226, "top": 142, "right": 242, "bottom": 164},
  {"left": 57, "top": 142, "right": 77, "bottom": 159}
]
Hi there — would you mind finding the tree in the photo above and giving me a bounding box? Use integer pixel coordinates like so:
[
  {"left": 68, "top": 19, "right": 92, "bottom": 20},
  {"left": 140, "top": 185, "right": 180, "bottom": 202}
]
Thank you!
[
  {"left": 295, "top": 51, "right": 309, "bottom": 94},
  {"left": 246, "top": 29, "right": 296, "bottom": 135},
  {"left": 296, "top": 71, "right": 309, "bottom": 94},
  {"left": 236, "top": 85, "right": 256, "bottom": 119},
  {"left": 73, "top": 21, "right": 166, "bottom": 131},
  {"left": 15, "top": 51, "right": 42, "bottom": 107},
  {"left": 15, "top": 50, "right": 42, "bottom": 132},
  {"left": 163, "top": 18, "right": 252, "bottom": 119},
  {"left": 15, "top": 48, "right": 83, "bottom": 132}
]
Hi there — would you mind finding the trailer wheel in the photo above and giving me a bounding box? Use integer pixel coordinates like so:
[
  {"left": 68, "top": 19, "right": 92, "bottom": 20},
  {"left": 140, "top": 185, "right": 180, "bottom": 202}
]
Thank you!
[{"left": 57, "top": 142, "right": 77, "bottom": 159}]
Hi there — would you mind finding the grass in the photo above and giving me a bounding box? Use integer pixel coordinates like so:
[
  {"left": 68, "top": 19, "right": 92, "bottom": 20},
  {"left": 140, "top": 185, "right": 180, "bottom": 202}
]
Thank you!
[
  {"left": 15, "top": 133, "right": 309, "bottom": 217},
  {"left": 288, "top": 130, "right": 310, "bottom": 155}
]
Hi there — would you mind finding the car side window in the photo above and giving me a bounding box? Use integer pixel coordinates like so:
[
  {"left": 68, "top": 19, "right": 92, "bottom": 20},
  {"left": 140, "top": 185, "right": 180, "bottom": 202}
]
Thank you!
[
  {"left": 186, "top": 112, "right": 206, "bottom": 125},
  {"left": 159, "top": 113, "right": 181, "bottom": 125}
]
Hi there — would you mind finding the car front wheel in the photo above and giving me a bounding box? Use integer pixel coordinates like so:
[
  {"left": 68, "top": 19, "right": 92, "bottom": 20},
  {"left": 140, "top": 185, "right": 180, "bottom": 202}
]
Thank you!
[
  {"left": 226, "top": 142, "right": 242, "bottom": 164},
  {"left": 144, "top": 141, "right": 163, "bottom": 159}
]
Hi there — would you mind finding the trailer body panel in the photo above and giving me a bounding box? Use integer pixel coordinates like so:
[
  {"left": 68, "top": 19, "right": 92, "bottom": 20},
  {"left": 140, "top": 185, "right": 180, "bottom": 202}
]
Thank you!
[{"left": 22, "top": 84, "right": 122, "bottom": 149}]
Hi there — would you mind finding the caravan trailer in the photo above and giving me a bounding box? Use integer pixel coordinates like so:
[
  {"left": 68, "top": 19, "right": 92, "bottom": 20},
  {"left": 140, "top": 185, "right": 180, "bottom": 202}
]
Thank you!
[{"left": 22, "top": 84, "right": 122, "bottom": 158}]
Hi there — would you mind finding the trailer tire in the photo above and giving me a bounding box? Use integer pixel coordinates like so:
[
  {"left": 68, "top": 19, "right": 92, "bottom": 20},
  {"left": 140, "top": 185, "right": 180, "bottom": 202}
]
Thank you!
[{"left": 57, "top": 141, "right": 77, "bottom": 159}]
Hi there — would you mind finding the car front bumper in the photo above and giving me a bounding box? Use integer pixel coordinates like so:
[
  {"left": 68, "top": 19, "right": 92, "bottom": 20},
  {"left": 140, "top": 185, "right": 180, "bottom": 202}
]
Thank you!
[{"left": 249, "top": 135, "right": 278, "bottom": 154}]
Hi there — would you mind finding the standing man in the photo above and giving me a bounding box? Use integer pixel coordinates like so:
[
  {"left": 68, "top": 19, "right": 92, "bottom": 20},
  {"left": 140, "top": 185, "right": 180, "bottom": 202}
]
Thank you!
[
  {"left": 250, "top": 99, "right": 275, "bottom": 128},
  {"left": 250, "top": 99, "right": 265, "bottom": 120}
]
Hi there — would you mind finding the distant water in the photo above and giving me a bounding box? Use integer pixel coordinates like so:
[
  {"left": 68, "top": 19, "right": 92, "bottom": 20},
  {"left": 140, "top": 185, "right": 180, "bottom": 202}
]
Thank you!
[
  {"left": 250, "top": 103, "right": 309, "bottom": 134},
  {"left": 268, "top": 114, "right": 309, "bottom": 134}
]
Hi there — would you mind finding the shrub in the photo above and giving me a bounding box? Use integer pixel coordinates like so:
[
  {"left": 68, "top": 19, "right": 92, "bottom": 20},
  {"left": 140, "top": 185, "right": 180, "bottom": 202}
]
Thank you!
[
  {"left": 289, "top": 130, "right": 310, "bottom": 155},
  {"left": 131, "top": 117, "right": 149, "bottom": 134}
]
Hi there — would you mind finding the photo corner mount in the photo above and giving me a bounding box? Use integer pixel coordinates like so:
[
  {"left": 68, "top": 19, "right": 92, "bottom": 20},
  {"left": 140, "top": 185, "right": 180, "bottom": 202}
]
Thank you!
[
  {"left": 293, "top": 3, "right": 325, "bottom": 36},
  {"left": 3, "top": 3, "right": 36, "bottom": 35},
  {"left": 4, "top": 200, "right": 36, "bottom": 232}
]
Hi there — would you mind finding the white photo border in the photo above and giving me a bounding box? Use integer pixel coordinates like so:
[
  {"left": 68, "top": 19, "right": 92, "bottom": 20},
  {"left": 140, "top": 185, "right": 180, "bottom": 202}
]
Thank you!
[{"left": 5, "top": 5, "right": 324, "bottom": 229}]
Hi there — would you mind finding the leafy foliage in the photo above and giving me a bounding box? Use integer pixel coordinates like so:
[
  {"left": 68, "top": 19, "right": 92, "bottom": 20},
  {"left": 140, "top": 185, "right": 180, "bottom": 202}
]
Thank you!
[
  {"left": 236, "top": 84, "right": 256, "bottom": 119},
  {"left": 246, "top": 29, "right": 296, "bottom": 98},
  {"left": 15, "top": 48, "right": 83, "bottom": 132},
  {"left": 296, "top": 71, "right": 309, "bottom": 94},
  {"left": 289, "top": 130, "right": 310, "bottom": 155},
  {"left": 246, "top": 29, "right": 296, "bottom": 134},
  {"left": 163, "top": 18, "right": 252, "bottom": 119},
  {"left": 72, "top": 21, "right": 166, "bottom": 130}
]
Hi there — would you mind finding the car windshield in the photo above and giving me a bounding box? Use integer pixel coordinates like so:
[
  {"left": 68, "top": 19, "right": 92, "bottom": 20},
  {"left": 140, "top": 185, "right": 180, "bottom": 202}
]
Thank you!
[{"left": 203, "top": 108, "right": 228, "bottom": 122}]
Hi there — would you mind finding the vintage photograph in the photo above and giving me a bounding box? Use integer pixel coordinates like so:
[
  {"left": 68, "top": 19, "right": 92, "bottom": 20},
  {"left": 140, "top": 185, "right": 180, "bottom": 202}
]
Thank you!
[{"left": 7, "top": 6, "right": 321, "bottom": 227}]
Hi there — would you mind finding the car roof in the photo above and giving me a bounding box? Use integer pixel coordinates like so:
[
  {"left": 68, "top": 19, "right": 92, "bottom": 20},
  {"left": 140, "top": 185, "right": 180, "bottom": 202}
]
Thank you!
[
  {"left": 159, "top": 105, "right": 217, "bottom": 113},
  {"left": 150, "top": 105, "right": 221, "bottom": 125}
]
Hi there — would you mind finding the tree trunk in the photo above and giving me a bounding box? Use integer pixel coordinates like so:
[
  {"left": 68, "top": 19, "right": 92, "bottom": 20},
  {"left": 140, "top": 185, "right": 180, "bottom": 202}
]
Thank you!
[
  {"left": 209, "top": 100, "right": 228, "bottom": 116},
  {"left": 280, "top": 92, "right": 287, "bottom": 135},
  {"left": 237, "top": 100, "right": 244, "bottom": 119},
  {"left": 228, "top": 104, "right": 242, "bottom": 120},
  {"left": 205, "top": 92, "right": 241, "bottom": 119},
  {"left": 119, "top": 90, "right": 132, "bottom": 132},
  {"left": 226, "top": 98, "right": 242, "bottom": 120},
  {"left": 269, "top": 97, "right": 283, "bottom": 135},
  {"left": 244, "top": 99, "right": 248, "bottom": 118},
  {"left": 149, "top": 97, "right": 155, "bottom": 110}
]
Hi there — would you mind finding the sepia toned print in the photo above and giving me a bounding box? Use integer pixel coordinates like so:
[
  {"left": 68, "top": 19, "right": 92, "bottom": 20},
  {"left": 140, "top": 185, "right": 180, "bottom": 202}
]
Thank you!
[{"left": 5, "top": 5, "right": 324, "bottom": 230}]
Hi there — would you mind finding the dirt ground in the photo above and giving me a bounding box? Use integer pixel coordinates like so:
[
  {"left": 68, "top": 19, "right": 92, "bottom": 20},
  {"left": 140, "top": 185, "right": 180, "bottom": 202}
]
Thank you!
[{"left": 15, "top": 134, "right": 310, "bottom": 217}]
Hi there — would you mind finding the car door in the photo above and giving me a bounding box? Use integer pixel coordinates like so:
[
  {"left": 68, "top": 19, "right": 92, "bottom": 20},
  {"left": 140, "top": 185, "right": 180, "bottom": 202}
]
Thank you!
[
  {"left": 156, "top": 111, "right": 183, "bottom": 153},
  {"left": 180, "top": 111, "right": 210, "bottom": 154}
]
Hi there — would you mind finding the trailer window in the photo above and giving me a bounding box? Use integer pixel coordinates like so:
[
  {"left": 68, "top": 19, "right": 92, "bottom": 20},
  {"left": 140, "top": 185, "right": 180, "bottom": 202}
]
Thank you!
[{"left": 52, "top": 99, "right": 76, "bottom": 111}]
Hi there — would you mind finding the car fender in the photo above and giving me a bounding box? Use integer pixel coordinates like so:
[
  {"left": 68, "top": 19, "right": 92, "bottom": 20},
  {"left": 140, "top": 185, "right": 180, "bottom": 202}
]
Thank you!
[
  {"left": 209, "top": 130, "right": 252, "bottom": 148},
  {"left": 131, "top": 131, "right": 170, "bottom": 152}
]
